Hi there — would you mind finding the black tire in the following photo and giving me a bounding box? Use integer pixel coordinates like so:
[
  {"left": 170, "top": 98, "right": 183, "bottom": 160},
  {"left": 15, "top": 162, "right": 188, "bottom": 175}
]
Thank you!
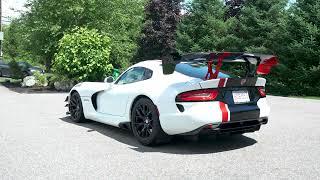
[
  {"left": 131, "top": 98, "right": 171, "bottom": 146},
  {"left": 0, "top": 70, "right": 2, "bottom": 77},
  {"left": 69, "top": 92, "right": 86, "bottom": 123}
]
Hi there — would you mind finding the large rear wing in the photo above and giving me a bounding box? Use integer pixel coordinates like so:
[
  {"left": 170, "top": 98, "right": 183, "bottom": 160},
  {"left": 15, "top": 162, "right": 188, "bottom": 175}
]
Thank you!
[{"left": 163, "top": 52, "right": 279, "bottom": 79}]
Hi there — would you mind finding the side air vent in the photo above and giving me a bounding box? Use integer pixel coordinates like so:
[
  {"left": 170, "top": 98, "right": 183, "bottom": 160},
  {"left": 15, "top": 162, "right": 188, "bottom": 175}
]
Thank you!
[{"left": 91, "top": 93, "right": 99, "bottom": 110}]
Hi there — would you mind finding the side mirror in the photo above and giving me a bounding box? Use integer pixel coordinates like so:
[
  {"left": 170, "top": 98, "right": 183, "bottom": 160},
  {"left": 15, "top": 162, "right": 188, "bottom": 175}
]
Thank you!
[{"left": 104, "top": 76, "right": 114, "bottom": 83}]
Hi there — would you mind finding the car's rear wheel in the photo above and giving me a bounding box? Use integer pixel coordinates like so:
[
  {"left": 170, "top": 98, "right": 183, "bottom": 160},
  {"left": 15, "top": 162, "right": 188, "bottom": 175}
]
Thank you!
[
  {"left": 69, "top": 92, "right": 86, "bottom": 123},
  {"left": 131, "top": 98, "right": 171, "bottom": 146}
]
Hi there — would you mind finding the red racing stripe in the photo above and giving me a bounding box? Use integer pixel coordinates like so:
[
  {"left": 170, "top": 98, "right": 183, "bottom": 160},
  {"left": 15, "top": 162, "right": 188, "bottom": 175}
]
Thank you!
[
  {"left": 218, "top": 78, "right": 226, "bottom": 87},
  {"left": 219, "top": 102, "right": 229, "bottom": 122}
]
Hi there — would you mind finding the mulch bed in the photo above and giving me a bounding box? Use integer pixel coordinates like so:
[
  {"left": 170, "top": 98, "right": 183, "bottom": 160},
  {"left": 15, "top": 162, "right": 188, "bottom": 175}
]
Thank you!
[{"left": 0, "top": 81, "right": 64, "bottom": 94}]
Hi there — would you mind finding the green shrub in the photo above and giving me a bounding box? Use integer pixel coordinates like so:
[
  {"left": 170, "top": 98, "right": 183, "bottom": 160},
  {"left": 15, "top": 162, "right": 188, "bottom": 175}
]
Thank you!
[
  {"left": 45, "top": 73, "right": 54, "bottom": 84},
  {"left": 33, "top": 71, "right": 48, "bottom": 87},
  {"left": 53, "top": 27, "right": 113, "bottom": 82},
  {"left": 8, "top": 61, "right": 24, "bottom": 79},
  {"left": 47, "top": 73, "right": 73, "bottom": 88},
  {"left": 266, "top": 63, "right": 320, "bottom": 97}
]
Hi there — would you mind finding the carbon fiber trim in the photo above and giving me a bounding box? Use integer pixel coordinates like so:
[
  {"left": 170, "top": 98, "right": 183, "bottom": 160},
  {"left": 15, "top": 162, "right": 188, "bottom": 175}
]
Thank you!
[
  {"left": 225, "top": 77, "right": 258, "bottom": 87},
  {"left": 228, "top": 105, "right": 260, "bottom": 121}
]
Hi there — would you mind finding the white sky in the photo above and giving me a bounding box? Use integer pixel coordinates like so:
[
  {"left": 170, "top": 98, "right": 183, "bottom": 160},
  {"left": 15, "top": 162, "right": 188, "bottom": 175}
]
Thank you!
[{"left": 3, "top": 0, "right": 27, "bottom": 23}]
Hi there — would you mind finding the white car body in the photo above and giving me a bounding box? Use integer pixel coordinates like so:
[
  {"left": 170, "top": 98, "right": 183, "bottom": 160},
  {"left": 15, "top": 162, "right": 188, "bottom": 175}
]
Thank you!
[{"left": 67, "top": 60, "right": 270, "bottom": 135}]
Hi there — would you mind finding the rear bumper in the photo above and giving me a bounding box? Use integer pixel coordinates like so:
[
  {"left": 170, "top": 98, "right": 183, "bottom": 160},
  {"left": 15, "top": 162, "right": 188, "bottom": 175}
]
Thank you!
[
  {"left": 159, "top": 98, "right": 270, "bottom": 135},
  {"left": 179, "top": 118, "right": 268, "bottom": 136}
]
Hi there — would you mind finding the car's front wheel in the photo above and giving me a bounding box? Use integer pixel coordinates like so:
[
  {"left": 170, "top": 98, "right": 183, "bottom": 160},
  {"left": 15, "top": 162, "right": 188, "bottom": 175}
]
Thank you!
[
  {"left": 131, "top": 98, "right": 171, "bottom": 146},
  {"left": 69, "top": 92, "right": 86, "bottom": 123}
]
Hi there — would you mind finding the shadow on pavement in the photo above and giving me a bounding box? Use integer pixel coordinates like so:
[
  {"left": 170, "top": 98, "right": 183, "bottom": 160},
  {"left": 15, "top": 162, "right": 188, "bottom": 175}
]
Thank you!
[{"left": 60, "top": 116, "right": 257, "bottom": 155}]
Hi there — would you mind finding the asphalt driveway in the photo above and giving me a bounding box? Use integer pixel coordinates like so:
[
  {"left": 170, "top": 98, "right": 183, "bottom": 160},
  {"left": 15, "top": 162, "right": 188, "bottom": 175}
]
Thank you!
[{"left": 0, "top": 85, "right": 319, "bottom": 179}]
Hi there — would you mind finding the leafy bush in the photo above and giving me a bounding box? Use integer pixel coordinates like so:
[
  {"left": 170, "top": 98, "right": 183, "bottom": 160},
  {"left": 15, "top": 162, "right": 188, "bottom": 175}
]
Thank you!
[
  {"left": 8, "top": 61, "right": 24, "bottom": 79},
  {"left": 46, "top": 73, "right": 56, "bottom": 88},
  {"left": 53, "top": 28, "right": 113, "bottom": 82},
  {"left": 46, "top": 73, "right": 73, "bottom": 88},
  {"left": 46, "top": 74, "right": 75, "bottom": 91},
  {"left": 33, "top": 71, "right": 48, "bottom": 87},
  {"left": 265, "top": 63, "right": 320, "bottom": 97}
]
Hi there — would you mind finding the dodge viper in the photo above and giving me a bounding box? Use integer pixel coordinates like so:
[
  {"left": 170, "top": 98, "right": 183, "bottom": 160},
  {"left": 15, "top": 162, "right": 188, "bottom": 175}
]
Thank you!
[{"left": 65, "top": 52, "right": 278, "bottom": 146}]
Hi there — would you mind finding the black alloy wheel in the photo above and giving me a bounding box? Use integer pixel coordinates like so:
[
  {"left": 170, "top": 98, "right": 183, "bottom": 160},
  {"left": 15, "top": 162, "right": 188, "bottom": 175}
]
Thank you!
[
  {"left": 69, "top": 92, "right": 86, "bottom": 123},
  {"left": 134, "top": 103, "right": 154, "bottom": 138},
  {"left": 131, "top": 98, "right": 171, "bottom": 146}
]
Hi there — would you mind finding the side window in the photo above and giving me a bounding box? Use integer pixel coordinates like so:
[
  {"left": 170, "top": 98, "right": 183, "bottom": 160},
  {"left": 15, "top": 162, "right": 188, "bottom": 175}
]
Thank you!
[
  {"left": 116, "top": 67, "right": 146, "bottom": 85},
  {"left": 143, "top": 68, "right": 153, "bottom": 80}
]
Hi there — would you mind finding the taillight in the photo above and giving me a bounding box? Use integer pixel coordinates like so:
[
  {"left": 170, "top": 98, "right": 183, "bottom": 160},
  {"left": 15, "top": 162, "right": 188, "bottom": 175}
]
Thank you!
[
  {"left": 258, "top": 87, "right": 266, "bottom": 97},
  {"left": 257, "top": 56, "right": 279, "bottom": 75},
  {"left": 176, "top": 89, "right": 219, "bottom": 102}
]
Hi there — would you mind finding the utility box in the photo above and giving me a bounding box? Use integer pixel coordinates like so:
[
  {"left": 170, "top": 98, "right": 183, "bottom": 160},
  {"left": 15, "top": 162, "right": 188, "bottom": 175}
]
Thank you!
[{"left": 112, "top": 68, "right": 120, "bottom": 79}]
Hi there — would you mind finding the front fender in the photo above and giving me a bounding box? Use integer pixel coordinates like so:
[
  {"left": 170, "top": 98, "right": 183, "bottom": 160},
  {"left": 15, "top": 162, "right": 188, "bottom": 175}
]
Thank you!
[{"left": 69, "top": 82, "right": 110, "bottom": 97}]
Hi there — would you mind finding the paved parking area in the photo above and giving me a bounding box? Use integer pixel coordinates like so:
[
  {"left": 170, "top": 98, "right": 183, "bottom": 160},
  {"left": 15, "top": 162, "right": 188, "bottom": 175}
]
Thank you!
[{"left": 0, "top": 85, "right": 319, "bottom": 179}]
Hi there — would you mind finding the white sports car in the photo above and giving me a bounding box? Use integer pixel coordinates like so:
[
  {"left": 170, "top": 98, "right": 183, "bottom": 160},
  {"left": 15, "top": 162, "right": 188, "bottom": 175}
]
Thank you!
[{"left": 65, "top": 52, "right": 278, "bottom": 146}]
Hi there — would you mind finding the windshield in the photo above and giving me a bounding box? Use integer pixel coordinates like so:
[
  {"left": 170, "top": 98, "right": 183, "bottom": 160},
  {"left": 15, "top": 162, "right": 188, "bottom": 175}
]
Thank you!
[{"left": 175, "top": 62, "right": 250, "bottom": 79}]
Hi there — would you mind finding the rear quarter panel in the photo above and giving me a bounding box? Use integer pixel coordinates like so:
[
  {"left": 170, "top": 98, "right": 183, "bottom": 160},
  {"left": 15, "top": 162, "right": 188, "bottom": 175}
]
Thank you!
[{"left": 123, "top": 72, "right": 202, "bottom": 124}]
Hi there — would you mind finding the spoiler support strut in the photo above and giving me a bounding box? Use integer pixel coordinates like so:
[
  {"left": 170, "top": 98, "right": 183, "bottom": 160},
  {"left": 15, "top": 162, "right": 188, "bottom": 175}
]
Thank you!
[{"left": 205, "top": 52, "right": 232, "bottom": 80}]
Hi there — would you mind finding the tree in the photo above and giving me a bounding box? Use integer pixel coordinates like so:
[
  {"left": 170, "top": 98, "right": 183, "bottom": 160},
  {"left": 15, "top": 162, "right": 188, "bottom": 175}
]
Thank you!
[
  {"left": 19, "top": 0, "right": 145, "bottom": 69},
  {"left": 225, "top": 0, "right": 245, "bottom": 19},
  {"left": 176, "top": 0, "right": 241, "bottom": 53},
  {"left": 91, "top": 0, "right": 146, "bottom": 68},
  {"left": 231, "top": 0, "right": 320, "bottom": 96},
  {"left": 235, "top": 0, "right": 288, "bottom": 53},
  {"left": 274, "top": 0, "right": 320, "bottom": 96},
  {"left": 136, "top": 0, "right": 182, "bottom": 63},
  {"left": 284, "top": 0, "right": 320, "bottom": 68},
  {"left": 3, "top": 18, "right": 28, "bottom": 61}
]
